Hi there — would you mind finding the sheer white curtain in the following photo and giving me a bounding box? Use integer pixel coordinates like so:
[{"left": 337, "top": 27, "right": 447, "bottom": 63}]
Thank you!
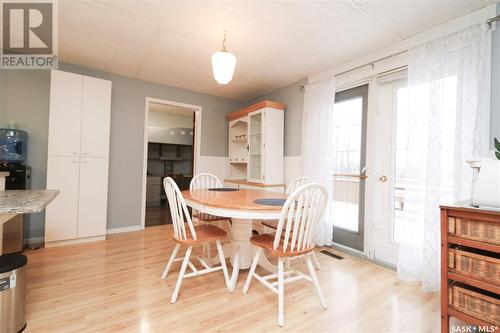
[
  {"left": 398, "top": 24, "right": 490, "bottom": 291},
  {"left": 301, "top": 78, "right": 336, "bottom": 246}
]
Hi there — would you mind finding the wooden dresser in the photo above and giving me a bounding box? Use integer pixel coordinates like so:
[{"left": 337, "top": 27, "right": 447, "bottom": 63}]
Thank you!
[{"left": 440, "top": 203, "right": 500, "bottom": 332}]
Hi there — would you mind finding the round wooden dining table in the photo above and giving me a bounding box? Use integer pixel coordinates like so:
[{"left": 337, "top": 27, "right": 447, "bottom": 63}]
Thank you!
[{"left": 182, "top": 188, "right": 287, "bottom": 291}]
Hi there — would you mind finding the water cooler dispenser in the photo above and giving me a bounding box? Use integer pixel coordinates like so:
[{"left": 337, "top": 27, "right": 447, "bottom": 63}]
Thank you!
[{"left": 0, "top": 129, "right": 30, "bottom": 253}]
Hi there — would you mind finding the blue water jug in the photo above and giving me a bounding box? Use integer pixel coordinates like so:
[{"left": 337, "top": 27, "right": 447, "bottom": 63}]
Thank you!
[{"left": 0, "top": 129, "right": 28, "bottom": 163}]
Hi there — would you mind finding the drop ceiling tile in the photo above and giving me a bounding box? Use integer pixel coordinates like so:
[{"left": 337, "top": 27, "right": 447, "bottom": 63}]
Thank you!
[
  {"left": 90, "top": 0, "right": 172, "bottom": 27},
  {"left": 239, "top": 63, "right": 306, "bottom": 91},
  {"left": 59, "top": 0, "right": 158, "bottom": 51},
  {"left": 148, "top": 29, "right": 213, "bottom": 71},
  {"left": 352, "top": 1, "right": 369, "bottom": 7},
  {"left": 160, "top": 2, "right": 246, "bottom": 41},
  {"left": 137, "top": 51, "right": 218, "bottom": 94},
  {"left": 307, "top": 10, "right": 398, "bottom": 65},
  {"left": 219, "top": 0, "right": 357, "bottom": 67},
  {"left": 212, "top": 78, "right": 269, "bottom": 101},
  {"left": 363, "top": 0, "right": 488, "bottom": 39},
  {"left": 59, "top": 27, "right": 145, "bottom": 77},
  {"left": 222, "top": 1, "right": 357, "bottom": 40},
  {"left": 261, "top": 9, "right": 398, "bottom": 80},
  {"left": 261, "top": 43, "right": 340, "bottom": 83}
]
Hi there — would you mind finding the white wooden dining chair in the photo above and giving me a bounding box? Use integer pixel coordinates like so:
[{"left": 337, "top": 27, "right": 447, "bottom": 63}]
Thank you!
[
  {"left": 243, "top": 183, "right": 328, "bottom": 327},
  {"left": 190, "top": 174, "right": 231, "bottom": 226},
  {"left": 262, "top": 177, "right": 321, "bottom": 270},
  {"left": 161, "top": 177, "right": 230, "bottom": 303},
  {"left": 189, "top": 173, "right": 231, "bottom": 266}
]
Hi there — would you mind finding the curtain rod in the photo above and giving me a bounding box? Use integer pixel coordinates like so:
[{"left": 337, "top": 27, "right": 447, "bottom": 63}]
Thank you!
[
  {"left": 299, "top": 49, "right": 407, "bottom": 90},
  {"left": 487, "top": 14, "right": 500, "bottom": 26},
  {"left": 333, "top": 50, "right": 408, "bottom": 77}
]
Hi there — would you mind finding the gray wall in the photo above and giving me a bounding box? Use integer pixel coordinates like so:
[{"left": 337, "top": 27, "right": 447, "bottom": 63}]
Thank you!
[
  {"left": 491, "top": 3, "right": 500, "bottom": 149},
  {"left": 0, "top": 70, "right": 51, "bottom": 240},
  {"left": 247, "top": 78, "right": 307, "bottom": 156},
  {"left": 0, "top": 64, "right": 241, "bottom": 240}
]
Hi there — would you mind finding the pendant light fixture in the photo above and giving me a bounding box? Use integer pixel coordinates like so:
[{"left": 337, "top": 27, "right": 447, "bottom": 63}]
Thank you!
[{"left": 211, "top": 31, "right": 237, "bottom": 85}]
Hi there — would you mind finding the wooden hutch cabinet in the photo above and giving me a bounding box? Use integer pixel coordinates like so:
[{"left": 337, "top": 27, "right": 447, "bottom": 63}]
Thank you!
[{"left": 225, "top": 100, "right": 286, "bottom": 193}]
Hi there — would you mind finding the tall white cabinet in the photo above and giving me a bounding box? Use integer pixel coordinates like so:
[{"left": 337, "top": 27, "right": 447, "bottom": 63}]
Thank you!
[
  {"left": 45, "top": 70, "right": 112, "bottom": 247},
  {"left": 226, "top": 101, "right": 285, "bottom": 192}
]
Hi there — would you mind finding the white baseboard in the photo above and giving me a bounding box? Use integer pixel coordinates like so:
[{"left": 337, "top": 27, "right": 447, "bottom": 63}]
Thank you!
[
  {"left": 26, "top": 226, "right": 141, "bottom": 245},
  {"left": 106, "top": 225, "right": 141, "bottom": 235},
  {"left": 45, "top": 236, "right": 106, "bottom": 248}
]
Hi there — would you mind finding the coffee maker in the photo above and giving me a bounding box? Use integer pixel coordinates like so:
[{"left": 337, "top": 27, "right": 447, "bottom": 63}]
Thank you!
[{"left": 0, "top": 129, "right": 30, "bottom": 253}]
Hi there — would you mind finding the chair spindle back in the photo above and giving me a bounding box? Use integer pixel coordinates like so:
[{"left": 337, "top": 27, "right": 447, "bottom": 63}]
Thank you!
[
  {"left": 274, "top": 183, "right": 328, "bottom": 253},
  {"left": 190, "top": 173, "right": 223, "bottom": 190},
  {"left": 164, "top": 177, "right": 196, "bottom": 241}
]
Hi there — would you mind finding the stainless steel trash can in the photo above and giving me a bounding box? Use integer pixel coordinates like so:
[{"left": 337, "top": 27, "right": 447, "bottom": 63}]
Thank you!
[{"left": 0, "top": 253, "right": 27, "bottom": 333}]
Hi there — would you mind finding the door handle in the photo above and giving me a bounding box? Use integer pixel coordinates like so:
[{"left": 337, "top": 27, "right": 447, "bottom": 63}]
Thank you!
[{"left": 379, "top": 175, "right": 388, "bottom": 182}]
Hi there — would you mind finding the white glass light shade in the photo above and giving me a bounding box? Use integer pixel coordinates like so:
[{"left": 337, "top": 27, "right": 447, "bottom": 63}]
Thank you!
[{"left": 211, "top": 50, "right": 236, "bottom": 84}]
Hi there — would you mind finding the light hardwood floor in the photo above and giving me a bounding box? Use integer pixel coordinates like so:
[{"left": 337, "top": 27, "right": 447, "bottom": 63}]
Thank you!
[{"left": 24, "top": 225, "right": 440, "bottom": 332}]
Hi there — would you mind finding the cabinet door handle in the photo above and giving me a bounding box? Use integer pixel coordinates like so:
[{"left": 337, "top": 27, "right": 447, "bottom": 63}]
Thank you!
[
  {"left": 72, "top": 152, "right": 78, "bottom": 156},
  {"left": 82, "top": 160, "right": 88, "bottom": 164},
  {"left": 83, "top": 152, "right": 88, "bottom": 156},
  {"left": 72, "top": 160, "right": 78, "bottom": 164}
]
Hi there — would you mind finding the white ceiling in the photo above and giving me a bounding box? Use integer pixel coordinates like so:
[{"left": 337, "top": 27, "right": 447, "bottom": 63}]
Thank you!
[{"left": 58, "top": 0, "right": 496, "bottom": 101}]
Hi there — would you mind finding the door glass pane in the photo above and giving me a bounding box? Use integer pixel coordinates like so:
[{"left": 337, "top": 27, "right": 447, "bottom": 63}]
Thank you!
[
  {"left": 392, "top": 76, "right": 458, "bottom": 243},
  {"left": 393, "top": 86, "right": 408, "bottom": 243},
  {"left": 249, "top": 113, "right": 262, "bottom": 180},
  {"left": 332, "top": 97, "right": 363, "bottom": 232}
]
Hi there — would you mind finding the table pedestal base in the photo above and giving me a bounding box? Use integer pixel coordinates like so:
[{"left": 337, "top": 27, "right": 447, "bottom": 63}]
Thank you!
[
  {"left": 229, "top": 218, "right": 254, "bottom": 269},
  {"left": 213, "top": 218, "right": 277, "bottom": 291}
]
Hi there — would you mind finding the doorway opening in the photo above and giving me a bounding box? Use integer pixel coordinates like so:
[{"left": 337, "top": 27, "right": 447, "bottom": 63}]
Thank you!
[{"left": 141, "top": 98, "right": 201, "bottom": 229}]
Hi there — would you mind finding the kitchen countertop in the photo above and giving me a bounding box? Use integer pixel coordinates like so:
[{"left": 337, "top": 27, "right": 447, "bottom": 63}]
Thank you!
[{"left": 0, "top": 190, "right": 59, "bottom": 214}]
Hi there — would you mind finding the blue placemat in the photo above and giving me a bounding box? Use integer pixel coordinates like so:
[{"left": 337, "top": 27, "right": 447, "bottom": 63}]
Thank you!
[
  {"left": 254, "top": 198, "right": 287, "bottom": 206},
  {"left": 208, "top": 188, "right": 239, "bottom": 192}
]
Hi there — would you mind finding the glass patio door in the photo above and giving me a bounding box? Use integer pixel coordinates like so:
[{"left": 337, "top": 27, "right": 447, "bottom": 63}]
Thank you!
[
  {"left": 331, "top": 85, "right": 368, "bottom": 251},
  {"left": 370, "top": 77, "right": 407, "bottom": 266}
]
